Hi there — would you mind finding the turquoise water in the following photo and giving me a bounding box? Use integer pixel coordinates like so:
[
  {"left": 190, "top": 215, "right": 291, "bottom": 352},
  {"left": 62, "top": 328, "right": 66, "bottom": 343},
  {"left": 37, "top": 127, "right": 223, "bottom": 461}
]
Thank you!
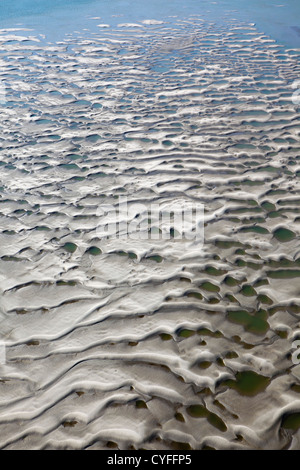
[{"left": 0, "top": 0, "right": 300, "bottom": 47}]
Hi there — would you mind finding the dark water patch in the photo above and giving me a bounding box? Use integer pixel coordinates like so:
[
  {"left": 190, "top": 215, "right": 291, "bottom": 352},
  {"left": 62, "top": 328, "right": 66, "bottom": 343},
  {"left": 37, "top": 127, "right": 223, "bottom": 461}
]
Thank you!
[
  {"left": 257, "top": 294, "right": 273, "bottom": 305},
  {"left": 186, "top": 405, "right": 227, "bottom": 432},
  {"left": 239, "top": 225, "right": 269, "bottom": 235},
  {"left": 185, "top": 291, "right": 203, "bottom": 300},
  {"left": 240, "top": 285, "right": 257, "bottom": 297},
  {"left": 227, "top": 309, "right": 269, "bottom": 335},
  {"left": 281, "top": 413, "right": 300, "bottom": 432},
  {"left": 221, "top": 371, "right": 270, "bottom": 397},
  {"left": 145, "top": 255, "right": 163, "bottom": 263},
  {"left": 62, "top": 242, "right": 78, "bottom": 253},
  {"left": 56, "top": 280, "right": 76, "bottom": 286},
  {"left": 85, "top": 246, "right": 102, "bottom": 256},
  {"left": 62, "top": 420, "right": 78, "bottom": 428},
  {"left": 176, "top": 328, "right": 195, "bottom": 339},
  {"left": 159, "top": 333, "right": 173, "bottom": 341},
  {"left": 273, "top": 227, "right": 296, "bottom": 243},
  {"left": 196, "top": 361, "right": 212, "bottom": 369},
  {"left": 135, "top": 400, "right": 147, "bottom": 409},
  {"left": 204, "top": 266, "right": 227, "bottom": 276},
  {"left": 261, "top": 201, "right": 276, "bottom": 212},
  {"left": 199, "top": 282, "right": 220, "bottom": 293},
  {"left": 224, "top": 276, "right": 240, "bottom": 287},
  {"left": 266, "top": 270, "right": 300, "bottom": 279},
  {"left": 197, "top": 328, "right": 223, "bottom": 338}
]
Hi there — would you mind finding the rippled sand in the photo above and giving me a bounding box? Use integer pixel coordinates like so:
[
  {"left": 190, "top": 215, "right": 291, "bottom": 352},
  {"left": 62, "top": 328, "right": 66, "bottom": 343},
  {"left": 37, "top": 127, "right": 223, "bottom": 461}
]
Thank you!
[{"left": 0, "top": 15, "right": 299, "bottom": 450}]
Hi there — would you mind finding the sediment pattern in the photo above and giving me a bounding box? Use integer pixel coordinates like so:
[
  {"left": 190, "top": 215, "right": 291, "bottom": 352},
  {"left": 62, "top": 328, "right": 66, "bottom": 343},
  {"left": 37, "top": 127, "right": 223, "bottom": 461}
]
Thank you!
[{"left": 0, "top": 16, "right": 299, "bottom": 450}]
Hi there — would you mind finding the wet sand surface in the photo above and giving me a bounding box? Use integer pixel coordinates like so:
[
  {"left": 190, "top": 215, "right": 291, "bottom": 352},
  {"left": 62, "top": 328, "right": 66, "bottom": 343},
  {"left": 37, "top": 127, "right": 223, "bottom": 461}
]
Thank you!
[{"left": 0, "top": 13, "right": 299, "bottom": 450}]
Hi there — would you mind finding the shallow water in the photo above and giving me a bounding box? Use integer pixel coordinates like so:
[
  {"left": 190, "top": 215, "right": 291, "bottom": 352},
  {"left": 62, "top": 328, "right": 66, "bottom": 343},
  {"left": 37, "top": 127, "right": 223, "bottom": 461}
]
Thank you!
[{"left": 0, "top": 0, "right": 299, "bottom": 451}]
